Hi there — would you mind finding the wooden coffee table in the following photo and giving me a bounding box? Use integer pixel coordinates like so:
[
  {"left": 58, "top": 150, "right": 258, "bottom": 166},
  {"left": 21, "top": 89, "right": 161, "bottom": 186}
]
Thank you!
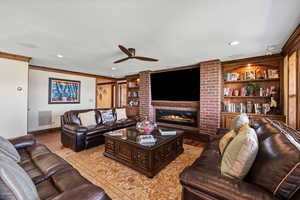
[{"left": 103, "top": 127, "right": 184, "bottom": 178}]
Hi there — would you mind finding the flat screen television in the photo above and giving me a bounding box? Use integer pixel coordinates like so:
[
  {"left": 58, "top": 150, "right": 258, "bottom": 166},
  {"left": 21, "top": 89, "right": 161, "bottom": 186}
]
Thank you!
[{"left": 151, "top": 67, "right": 200, "bottom": 101}]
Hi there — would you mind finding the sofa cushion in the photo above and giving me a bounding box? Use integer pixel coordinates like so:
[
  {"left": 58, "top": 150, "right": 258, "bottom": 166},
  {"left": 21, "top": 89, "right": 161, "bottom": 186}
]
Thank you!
[
  {"left": 230, "top": 113, "right": 250, "bottom": 132},
  {"left": 221, "top": 127, "right": 258, "bottom": 179},
  {"left": 0, "top": 136, "right": 21, "bottom": 162},
  {"left": 79, "top": 111, "right": 96, "bottom": 127},
  {"left": 115, "top": 108, "right": 127, "bottom": 121},
  {"left": 18, "top": 144, "right": 72, "bottom": 183},
  {"left": 255, "top": 118, "right": 281, "bottom": 142},
  {"left": 0, "top": 156, "right": 40, "bottom": 200},
  {"left": 219, "top": 130, "right": 236, "bottom": 155},
  {"left": 100, "top": 109, "right": 115, "bottom": 124},
  {"left": 36, "top": 180, "right": 60, "bottom": 200},
  {"left": 249, "top": 132, "right": 300, "bottom": 200}
]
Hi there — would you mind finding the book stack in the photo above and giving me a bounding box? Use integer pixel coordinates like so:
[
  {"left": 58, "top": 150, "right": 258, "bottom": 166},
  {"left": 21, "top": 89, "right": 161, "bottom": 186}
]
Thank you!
[
  {"left": 136, "top": 135, "right": 156, "bottom": 145},
  {"left": 159, "top": 129, "right": 177, "bottom": 136},
  {"left": 108, "top": 132, "right": 123, "bottom": 136},
  {"left": 224, "top": 73, "right": 240, "bottom": 81}
]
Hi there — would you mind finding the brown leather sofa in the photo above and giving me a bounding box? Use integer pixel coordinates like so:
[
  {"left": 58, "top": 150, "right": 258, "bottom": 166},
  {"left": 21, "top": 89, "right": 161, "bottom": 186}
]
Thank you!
[
  {"left": 7, "top": 134, "right": 111, "bottom": 200},
  {"left": 180, "top": 118, "right": 300, "bottom": 200},
  {"left": 61, "top": 108, "right": 137, "bottom": 152}
]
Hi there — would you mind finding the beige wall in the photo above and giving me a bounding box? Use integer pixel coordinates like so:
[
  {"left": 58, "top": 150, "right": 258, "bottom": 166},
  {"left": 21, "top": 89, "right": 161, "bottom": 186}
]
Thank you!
[
  {"left": 28, "top": 69, "right": 96, "bottom": 132},
  {"left": 0, "top": 58, "right": 28, "bottom": 138}
]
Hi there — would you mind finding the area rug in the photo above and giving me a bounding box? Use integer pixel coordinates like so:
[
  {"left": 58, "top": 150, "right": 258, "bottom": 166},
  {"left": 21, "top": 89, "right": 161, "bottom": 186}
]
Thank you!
[{"left": 54, "top": 144, "right": 203, "bottom": 200}]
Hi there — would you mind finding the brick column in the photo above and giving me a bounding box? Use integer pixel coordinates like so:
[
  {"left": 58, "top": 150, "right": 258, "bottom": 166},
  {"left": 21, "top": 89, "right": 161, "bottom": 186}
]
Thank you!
[
  {"left": 139, "top": 71, "right": 154, "bottom": 121},
  {"left": 199, "top": 60, "right": 222, "bottom": 135}
]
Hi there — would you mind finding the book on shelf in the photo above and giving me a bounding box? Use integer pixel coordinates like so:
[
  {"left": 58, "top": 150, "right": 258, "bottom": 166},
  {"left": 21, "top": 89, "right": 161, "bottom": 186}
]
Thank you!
[
  {"left": 224, "top": 102, "right": 272, "bottom": 115},
  {"left": 267, "top": 69, "right": 279, "bottom": 79},
  {"left": 224, "top": 68, "right": 279, "bottom": 81},
  {"left": 159, "top": 129, "right": 177, "bottom": 136},
  {"left": 224, "top": 86, "right": 278, "bottom": 97}
]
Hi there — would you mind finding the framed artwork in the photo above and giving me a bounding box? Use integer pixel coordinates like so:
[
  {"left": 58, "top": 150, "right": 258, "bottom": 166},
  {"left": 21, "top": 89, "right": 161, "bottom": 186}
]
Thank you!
[{"left": 48, "top": 78, "right": 80, "bottom": 104}]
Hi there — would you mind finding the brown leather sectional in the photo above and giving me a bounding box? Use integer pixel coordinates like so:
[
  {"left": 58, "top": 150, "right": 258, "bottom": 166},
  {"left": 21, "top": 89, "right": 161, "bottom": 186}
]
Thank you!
[
  {"left": 61, "top": 108, "right": 137, "bottom": 152},
  {"left": 180, "top": 118, "right": 300, "bottom": 200},
  {"left": 8, "top": 135, "right": 111, "bottom": 200}
]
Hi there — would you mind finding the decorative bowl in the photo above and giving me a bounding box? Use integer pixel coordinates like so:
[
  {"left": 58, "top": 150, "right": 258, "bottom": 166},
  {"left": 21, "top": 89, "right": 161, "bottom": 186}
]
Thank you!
[{"left": 136, "top": 119, "right": 156, "bottom": 134}]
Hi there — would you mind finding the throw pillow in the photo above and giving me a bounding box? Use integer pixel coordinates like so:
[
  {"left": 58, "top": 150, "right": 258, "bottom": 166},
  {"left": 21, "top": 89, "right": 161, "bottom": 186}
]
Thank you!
[
  {"left": 100, "top": 109, "right": 115, "bottom": 124},
  {"left": 221, "top": 127, "right": 258, "bottom": 179},
  {"left": 115, "top": 108, "right": 128, "bottom": 121},
  {"left": 0, "top": 156, "right": 40, "bottom": 200},
  {"left": 219, "top": 130, "right": 236, "bottom": 155},
  {"left": 78, "top": 111, "right": 96, "bottom": 127},
  {"left": 230, "top": 113, "right": 250, "bottom": 132},
  {"left": 0, "top": 136, "right": 21, "bottom": 162}
]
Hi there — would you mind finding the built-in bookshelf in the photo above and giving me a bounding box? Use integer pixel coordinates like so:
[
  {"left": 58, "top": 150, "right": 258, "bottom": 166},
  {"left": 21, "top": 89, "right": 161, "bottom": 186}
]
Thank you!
[
  {"left": 126, "top": 75, "right": 140, "bottom": 116},
  {"left": 221, "top": 55, "right": 286, "bottom": 128}
]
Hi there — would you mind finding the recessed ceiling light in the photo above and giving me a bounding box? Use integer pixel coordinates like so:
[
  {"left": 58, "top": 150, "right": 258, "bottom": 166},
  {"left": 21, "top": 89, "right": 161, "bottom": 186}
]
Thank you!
[
  {"left": 57, "top": 54, "right": 64, "bottom": 58},
  {"left": 229, "top": 41, "right": 240, "bottom": 46},
  {"left": 112, "top": 75, "right": 115, "bottom": 77},
  {"left": 112, "top": 67, "right": 116, "bottom": 70}
]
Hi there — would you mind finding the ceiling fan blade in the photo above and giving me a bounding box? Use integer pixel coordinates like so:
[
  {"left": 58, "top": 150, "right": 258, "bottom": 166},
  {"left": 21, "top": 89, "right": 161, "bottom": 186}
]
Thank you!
[
  {"left": 118, "top": 45, "right": 132, "bottom": 57},
  {"left": 132, "top": 56, "right": 158, "bottom": 62},
  {"left": 113, "top": 57, "right": 130, "bottom": 64}
]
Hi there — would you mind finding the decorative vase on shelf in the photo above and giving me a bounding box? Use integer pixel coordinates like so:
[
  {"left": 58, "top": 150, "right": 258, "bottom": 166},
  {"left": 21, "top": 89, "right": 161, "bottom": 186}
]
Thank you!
[{"left": 136, "top": 118, "right": 157, "bottom": 134}]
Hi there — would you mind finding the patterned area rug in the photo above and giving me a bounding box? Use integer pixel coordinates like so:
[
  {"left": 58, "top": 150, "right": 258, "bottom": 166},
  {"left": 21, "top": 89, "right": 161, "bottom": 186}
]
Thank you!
[{"left": 54, "top": 144, "right": 203, "bottom": 200}]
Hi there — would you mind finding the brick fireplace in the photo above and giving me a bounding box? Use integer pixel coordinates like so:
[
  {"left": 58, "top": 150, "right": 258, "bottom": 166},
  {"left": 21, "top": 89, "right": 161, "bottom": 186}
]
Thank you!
[{"left": 139, "top": 60, "right": 222, "bottom": 139}]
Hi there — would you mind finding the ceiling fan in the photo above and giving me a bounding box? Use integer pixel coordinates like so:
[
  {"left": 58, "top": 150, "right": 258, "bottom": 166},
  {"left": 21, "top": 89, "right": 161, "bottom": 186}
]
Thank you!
[{"left": 114, "top": 45, "right": 158, "bottom": 64}]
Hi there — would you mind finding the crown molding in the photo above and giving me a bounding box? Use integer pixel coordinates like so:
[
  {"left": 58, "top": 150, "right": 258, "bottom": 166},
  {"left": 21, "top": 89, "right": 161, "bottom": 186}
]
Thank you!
[
  {"left": 282, "top": 24, "right": 300, "bottom": 56},
  {"left": 29, "top": 64, "right": 116, "bottom": 80},
  {"left": 0, "top": 51, "right": 31, "bottom": 62}
]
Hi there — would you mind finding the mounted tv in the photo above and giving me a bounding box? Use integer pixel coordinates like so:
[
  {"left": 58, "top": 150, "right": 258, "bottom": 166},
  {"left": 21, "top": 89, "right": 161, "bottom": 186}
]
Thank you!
[{"left": 151, "top": 67, "right": 200, "bottom": 101}]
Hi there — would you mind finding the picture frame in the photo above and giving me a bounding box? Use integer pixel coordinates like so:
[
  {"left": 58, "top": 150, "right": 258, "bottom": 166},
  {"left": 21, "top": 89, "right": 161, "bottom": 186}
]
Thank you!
[{"left": 48, "top": 78, "right": 81, "bottom": 104}]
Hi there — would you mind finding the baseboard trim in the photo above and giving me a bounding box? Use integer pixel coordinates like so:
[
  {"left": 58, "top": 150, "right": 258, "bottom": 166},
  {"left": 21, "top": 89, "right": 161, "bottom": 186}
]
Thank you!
[{"left": 28, "top": 127, "right": 60, "bottom": 135}]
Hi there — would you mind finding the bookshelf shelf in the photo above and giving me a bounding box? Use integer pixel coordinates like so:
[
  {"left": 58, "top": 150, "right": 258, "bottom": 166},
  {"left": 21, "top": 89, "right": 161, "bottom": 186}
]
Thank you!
[
  {"left": 224, "top": 96, "right": 270, "bottom": 98},
  {"left": 224, "top": 78, "right": 280, "bottom": 84},
  {"left": 221, "top": 112, "right": 283, "bottom": 117},
  {"left": 126, "top": 75, "right": 140, "bottom": 117}
]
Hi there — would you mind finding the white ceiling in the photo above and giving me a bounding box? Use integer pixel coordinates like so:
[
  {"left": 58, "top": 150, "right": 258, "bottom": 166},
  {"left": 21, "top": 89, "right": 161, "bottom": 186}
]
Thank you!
[{"left": 1, "top": 0, "right": 300, "bottom": 78}]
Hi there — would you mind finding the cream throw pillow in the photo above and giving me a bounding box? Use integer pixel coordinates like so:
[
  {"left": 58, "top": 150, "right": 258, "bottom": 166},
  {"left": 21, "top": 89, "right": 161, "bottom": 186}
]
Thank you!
[
  {"left": 221, "top": 127, "right": 258, "bottom": 180},
  {"left": 231, "top": 113, "right": 250, "bottom": 132},
  {"left": 219, "top": 130, "right": 236, "bottom": 155},
  {"left": 79, "top": 111, "right": 96, "bottom": 126},
  {"left": 115, "top": 108, "right": 127, "bottom": 121}
]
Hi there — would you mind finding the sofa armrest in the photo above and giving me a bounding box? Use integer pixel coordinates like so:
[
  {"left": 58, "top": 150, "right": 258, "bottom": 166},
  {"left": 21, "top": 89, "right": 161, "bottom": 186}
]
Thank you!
[
  {"left": 180, "top": 167, "right": 276, "bottom": 200},
  {"left": 9, "top": 135, "right": 36, "bottom": 149},
  {"left": 52, "top": 184, "right": 111, "bottom": 200},
  {"left": 63, "top": 124, "right": 88, "bottom": 133},
  {"left": 210, "top": 128, "right": 230, "bottom": 141}
]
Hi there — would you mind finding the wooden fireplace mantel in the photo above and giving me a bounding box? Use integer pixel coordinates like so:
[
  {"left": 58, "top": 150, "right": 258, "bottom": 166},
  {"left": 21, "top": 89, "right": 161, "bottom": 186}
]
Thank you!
[{"left": 151, "top": 101, "right": 199, "bottom": 108}]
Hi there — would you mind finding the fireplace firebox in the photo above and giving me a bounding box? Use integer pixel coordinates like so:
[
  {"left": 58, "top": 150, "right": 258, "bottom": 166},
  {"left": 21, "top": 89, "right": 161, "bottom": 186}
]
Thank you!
[{"left": 156, "top": 109, "right": 198, "bottom": 127}]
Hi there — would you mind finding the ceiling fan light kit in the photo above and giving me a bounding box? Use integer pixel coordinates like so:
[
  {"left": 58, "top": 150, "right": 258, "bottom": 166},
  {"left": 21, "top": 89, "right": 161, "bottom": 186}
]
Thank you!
[{"left": 114, "top": 45, "right": 158, "bottom": 63}]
